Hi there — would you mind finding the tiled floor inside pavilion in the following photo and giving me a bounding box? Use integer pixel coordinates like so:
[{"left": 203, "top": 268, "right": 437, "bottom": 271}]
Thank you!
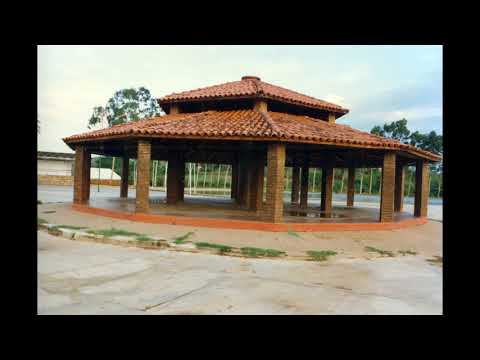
[{"left": 86, "top": 193, "right": 413, "bottom": 224}]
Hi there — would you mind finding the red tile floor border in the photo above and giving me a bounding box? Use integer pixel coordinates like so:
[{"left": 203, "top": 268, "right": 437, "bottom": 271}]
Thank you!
[{"left": 71, "top": 204, "right": 428, "bottom": 232}]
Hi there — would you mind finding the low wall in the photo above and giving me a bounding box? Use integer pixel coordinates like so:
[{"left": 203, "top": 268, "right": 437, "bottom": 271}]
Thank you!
[
  {"left": 38, "top": 175, "right": 73, "bottom": 186},
  {"left": 38, "top": 175, "right": 120, "bottom": 186},
  {"left": 91, "top": 179, "right": 121, "bottom": 186}
]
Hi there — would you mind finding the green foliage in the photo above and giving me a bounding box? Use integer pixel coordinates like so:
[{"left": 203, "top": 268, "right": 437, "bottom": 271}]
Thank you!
[
  {"left": 195, "top": 242, "right": 233, "bottom": 253},
  {"left": 306, "top": 250, "right": 337, "bottom": 261},
  {"left": 287, "top": 230, "right": 302, "bottom": 238},
  {"left": 398, "top": 250, "right": 417, "bottom": 256},
  {"left": 364, "top": 246, "right": 395, "bottom": 257},
  {"left": 86, "top": 228, "right": 143, "bottom": 237},
  {"left": 173, "top": 231, "right": 195, "bottom": 244},
  {"left": 37, "top": 217, "right": 47, "bottom": 226},
  {"left": 136, "top": 235, "right": 155, "bottom": 241},
  {"left": 88, "top": 87, "right": 161, "bottom": 129},
  {"left": 240, "top": 247, "right": 286, "bottom": 258}
]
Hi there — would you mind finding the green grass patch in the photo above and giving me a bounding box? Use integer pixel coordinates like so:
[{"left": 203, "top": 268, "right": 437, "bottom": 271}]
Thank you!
[
  {"left": 135, "top": 235, "right": 155, "bottom": 241},
  {"left": 287, "top": 230, "right": 302, "bottom": 238},
  {"left": 37, "top": 200, "right": 42, "bottom": 205},
  {"left": 52, "top": 225, "right": 87, "bottom": 230},
  {"left": 37, "top": 217, "right": 47, "bottom": 226},
  {"left": 240, "top": 247, "right": 286, "bottom": 258},
  {"left": 306, "top": 250, "right": 338, "bottom": 261},
  {"left": 195, "top": 242, "right": 233, "bottom": 253},
  {"left": 365, "top": 246, "right": 395, "bottom": 257},
  {"left": 86, "top": 228, "right": 143, "bottom": 237},
  {"left": 398, "top": 250, "right": 418, "bottom": 256},
  {"left": 173, "top": 231, "right": 194, "bottom": 244}
]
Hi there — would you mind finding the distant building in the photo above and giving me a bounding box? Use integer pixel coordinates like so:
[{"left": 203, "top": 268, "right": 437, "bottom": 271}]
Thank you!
[
  {"left": 38, "top": 151, "right": 120, "bottom": 186},
  {"left": 38, "top": 151, "right": 75, "bottom": 176}
]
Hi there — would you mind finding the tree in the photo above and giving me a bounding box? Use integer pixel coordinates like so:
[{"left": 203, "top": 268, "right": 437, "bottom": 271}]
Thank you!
[
  {"left": 371, "top": 118, "right": 443, "bottom": 198},
  {"left": 88, "top": 87, "right": 162, "bottom": 129},
  {"left": 371, "top": 119, "right": 410, "bottom": 143}
]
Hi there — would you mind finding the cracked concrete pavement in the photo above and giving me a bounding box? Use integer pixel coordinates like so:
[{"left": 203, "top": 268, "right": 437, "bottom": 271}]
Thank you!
[{"left": 38, "top": 231, "right": 442, "bottom": 315}]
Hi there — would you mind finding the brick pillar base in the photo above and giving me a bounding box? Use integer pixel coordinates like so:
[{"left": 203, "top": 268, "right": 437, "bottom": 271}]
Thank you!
[
  {"left": 414, "top": 160, "right": 429, "bottom": 217},
  {"left": 379, "top": 152, "right": 396, "bottom": 222},
  {"left": 135, "top": 141, "right": 151, "bottom": 213},
  {"left": 394, "top": 163, "right": 405, "bottom": 212},
  {"left": 320, "top": 167, "right": 334, "bottom": 213},
  {"left": 73, "top": 145, "right": 90, "bottom": 204},
  {"left": 264, "top": 143, "right": 285, "bottom": 223},
  {"left": 347, "top": 167, "right": 355, "bottom": 207},
  {"left": 167, "top": 152, "right": 185, "bottom": 204},
  {"left": 300, "top": 164, "right": 309, "bottom": 209},
  {"left": 291, "top": 165, "right": 300, "bottom": 205},
  {"left": 120, "top": 156, "right": 129, "bottom": 198}
]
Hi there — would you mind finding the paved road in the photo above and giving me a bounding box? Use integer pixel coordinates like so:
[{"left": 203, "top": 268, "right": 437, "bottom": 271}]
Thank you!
[
  {"left": 37, "top": 231, "right": 442, "bottom": 315},
  {"left": 37, "top": 185, "right": 443, "bottom": 221}
]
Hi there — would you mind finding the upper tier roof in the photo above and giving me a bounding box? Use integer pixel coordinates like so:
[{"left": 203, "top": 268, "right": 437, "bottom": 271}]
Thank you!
[
  {"left": 63, "top": 110, "right": 441, "bottom": 161},
  {"left": 159, "top": 76, "right": 349, "bottom": 116}
]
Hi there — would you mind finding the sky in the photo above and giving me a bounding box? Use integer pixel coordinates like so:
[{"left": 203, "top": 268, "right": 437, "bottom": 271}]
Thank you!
[{"left": 38, "top": 45, "right": 442, "bottom": 153}]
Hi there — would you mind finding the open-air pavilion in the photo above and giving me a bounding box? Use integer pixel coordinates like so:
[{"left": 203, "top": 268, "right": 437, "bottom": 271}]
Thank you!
[{"left": 63, "top": 76, "right": 441, "bottom": 231}]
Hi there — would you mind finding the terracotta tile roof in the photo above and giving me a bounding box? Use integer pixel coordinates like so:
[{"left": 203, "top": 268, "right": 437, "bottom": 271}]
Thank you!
[
  {"left": 64, "top": 110, "right": 441, "bottom": 161},
  {"left": 159, "top": 76, "right": 349, "bottom": 114}
]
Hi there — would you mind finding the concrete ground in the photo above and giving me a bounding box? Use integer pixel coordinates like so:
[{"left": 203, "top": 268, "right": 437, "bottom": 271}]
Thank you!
[
  {"left": 37, "top": 184, "right": 443, "bottom": 315},
  {"left": 38, "top": 231, "right": 442, "bottom": 315}
]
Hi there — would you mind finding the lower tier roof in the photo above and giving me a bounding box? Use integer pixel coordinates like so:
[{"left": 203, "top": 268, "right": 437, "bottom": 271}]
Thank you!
[{"left": 63, "top": 110, "right": 441, "bottom": 162}]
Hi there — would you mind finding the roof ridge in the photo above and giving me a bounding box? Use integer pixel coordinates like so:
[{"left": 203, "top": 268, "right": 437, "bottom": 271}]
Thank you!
[
  {"left": 256, "top": 109, "right": 280, "bottom": 136},
  {"left": 259, "top": 80, "right": 346, "bottom": 110}
]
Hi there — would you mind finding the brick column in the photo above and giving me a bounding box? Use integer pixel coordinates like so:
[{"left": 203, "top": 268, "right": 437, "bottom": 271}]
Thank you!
[
  {"left": 379, "top": 152, "right": 396, "bottom": 222},
  {"left": 300, "top": 164, "right": 309, "bottom": 209},
  {"left": 414, "top": 160, "right": 430, "bottom": 217},
  {"left": 248, "top": 154, "right": 265, "bottom": 212},
  {"left": 120, "top": 155, "right": 129, "bottom": 198},
  {"left": 264, "top": 143, "right": 285, "bottom": 223},
  {"left": 178, "top": 156, "right": 185, "bottom": 202},
  {"left": 73, "top": 145, "right": 90, "bottom": 204},
  {"left": 83, "top": 151, "right": 91, "bottom": 202},
  {"left": 167, "top": 151, "right": 185, "bottom": 204},
  {"left": 231, "top": 161, "right": 238, "bottom": 200},
  {"left": 320, "top": 167, "right": 334, "bottom": 213},
  {"left": 291, "top": 165, "right": 300, "bottom": 205},
  {"left": 347, "top": 167, "right": 355, "bottom": 207},
  {"left": 135, "top": 140, "right": 151, "bottom": 213},
  {"left": 394, "top": 163, "right": 405, "bottom": 212},
  {"left": 237, "top": 156, "right": 249, "bottom": 206}
]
